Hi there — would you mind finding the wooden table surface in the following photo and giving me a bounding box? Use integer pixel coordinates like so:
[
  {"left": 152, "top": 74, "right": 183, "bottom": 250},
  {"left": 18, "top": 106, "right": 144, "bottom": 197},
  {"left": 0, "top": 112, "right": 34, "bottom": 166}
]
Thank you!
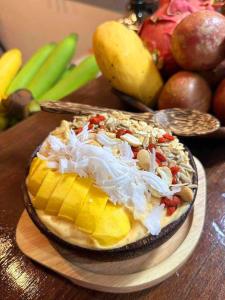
[{"left": 0, "top": 77, "right": 225, "bottom": 300}]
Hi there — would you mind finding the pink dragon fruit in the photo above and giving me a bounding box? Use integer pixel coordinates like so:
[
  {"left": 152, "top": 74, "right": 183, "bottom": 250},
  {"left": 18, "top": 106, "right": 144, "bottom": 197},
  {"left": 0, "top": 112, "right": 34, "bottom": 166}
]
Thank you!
[{"left": 139, "top": 0, "right": 219, "bottom": 77}]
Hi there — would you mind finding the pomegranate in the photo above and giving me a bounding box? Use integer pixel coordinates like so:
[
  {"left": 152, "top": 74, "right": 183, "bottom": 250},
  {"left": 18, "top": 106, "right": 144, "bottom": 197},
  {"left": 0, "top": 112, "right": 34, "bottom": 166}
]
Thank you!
[
  {"left": 139, "top": 0, "right": 215, "bottom": 77},
  {"left": 172, "top": 11, "right": 225, "bottom": 71},
  {"left": 158, "top": 71, "right": 212, "bottom": 112},
  {"left": 213, "top": 79, "right": 225, "bottom": 124}
]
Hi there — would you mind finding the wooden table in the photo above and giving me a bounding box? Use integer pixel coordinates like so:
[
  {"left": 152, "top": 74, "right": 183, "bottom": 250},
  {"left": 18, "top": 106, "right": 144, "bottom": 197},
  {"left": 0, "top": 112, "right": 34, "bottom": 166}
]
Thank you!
[{"left": 0, "top": 77, "right": 225, "bottom": 300}]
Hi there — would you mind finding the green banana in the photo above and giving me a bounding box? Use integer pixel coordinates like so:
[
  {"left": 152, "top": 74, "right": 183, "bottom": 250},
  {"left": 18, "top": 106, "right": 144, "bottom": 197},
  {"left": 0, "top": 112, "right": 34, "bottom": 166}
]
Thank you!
[
  {"left": 60, "top": 64, "right": 76, "bottom": 80},
  {"left": 27, "top": 33, "right": 78, "bottom": 99},
  {"left": 6, "top": 43, "right": 55, "bottom": 96},
  {"left": 37, "top": 55, "right": 99, "bottom": 102}
]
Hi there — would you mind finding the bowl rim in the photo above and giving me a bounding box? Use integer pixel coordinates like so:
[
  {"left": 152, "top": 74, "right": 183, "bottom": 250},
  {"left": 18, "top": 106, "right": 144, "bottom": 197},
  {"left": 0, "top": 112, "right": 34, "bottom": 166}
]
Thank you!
[{"left": 23, "top": 143, "right": 198, "bottom": 259}]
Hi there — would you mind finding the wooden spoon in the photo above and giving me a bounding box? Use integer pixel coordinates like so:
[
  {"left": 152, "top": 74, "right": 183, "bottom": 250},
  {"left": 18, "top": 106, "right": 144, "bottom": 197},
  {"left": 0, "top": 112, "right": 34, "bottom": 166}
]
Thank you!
[{"left": 40, "top": 101, "right": 220, "bottom": 137}]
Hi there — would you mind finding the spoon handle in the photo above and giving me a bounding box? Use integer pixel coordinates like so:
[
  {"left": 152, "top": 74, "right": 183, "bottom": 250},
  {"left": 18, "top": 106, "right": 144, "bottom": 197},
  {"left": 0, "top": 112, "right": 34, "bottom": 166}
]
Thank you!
[
  {"left": 40, "top": 101, "right": 154, "bottom": 121},
  {"left": 112, "top": 89, "right": 154, "bottom": 113}
]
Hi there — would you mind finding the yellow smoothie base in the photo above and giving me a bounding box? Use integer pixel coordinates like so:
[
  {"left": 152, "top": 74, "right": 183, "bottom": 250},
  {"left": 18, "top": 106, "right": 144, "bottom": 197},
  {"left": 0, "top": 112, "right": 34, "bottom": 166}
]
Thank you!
[{"left": 36, "top": 202, "right": 190, "bottom": 250}]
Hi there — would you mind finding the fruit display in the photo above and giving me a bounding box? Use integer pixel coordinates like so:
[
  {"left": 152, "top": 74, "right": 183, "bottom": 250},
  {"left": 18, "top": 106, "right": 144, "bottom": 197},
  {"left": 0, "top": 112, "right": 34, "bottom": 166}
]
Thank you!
[
  {"left": 158, "top": 71, "right": 212, "bottom": 112},
  {"left": 24, "top": 111, "right": 197, "bottom": 255},
  {"left": 92, "top": 2, "right": 225, "bottom": 127},
  {"left": 0, "top": 34, "right": 99, "bottom": 132},
  {"left": 139, "top": 0, "right": 217, "bottom": 76},
  {"left": 93, "top": 21, "right": 163, "bottom": 106}
]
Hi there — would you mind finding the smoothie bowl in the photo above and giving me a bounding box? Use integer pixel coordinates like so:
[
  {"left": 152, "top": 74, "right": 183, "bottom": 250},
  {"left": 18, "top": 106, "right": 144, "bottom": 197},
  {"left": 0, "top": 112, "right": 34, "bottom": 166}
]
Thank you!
[{"left": 23, "top": 111, "right": 197, "bottom": 261}]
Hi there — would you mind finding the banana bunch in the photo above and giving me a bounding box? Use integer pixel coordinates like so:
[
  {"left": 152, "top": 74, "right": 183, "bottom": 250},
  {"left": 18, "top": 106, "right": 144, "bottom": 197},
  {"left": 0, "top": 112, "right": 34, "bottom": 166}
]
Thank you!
[
  {"left": 0, "top": 34, "right": 99, "bottom": 131},
  {"left": 0, "top": 49, "right": 22, "bottom": 130}
]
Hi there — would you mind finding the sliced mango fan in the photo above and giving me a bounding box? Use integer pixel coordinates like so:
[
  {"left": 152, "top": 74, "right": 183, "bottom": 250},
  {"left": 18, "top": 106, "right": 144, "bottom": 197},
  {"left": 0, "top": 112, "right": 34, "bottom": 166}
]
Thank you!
[{"left": 37, "top": 123, "right": 181, "bottom": 235}]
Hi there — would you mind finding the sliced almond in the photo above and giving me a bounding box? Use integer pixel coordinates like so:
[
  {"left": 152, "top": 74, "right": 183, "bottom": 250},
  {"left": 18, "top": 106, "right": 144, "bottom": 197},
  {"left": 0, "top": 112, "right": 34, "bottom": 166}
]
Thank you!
[
  {"left": 106, "top": 132, "right": 116, "bottom": 138},
  {"left": 121, "top": 133, "right": 142, "bottom": 147},
  {"left": 157, "top": 166, "right": 172, "bottom": 185},
  {"left": 176, "top": 186, "right": 193, "bottom": 202},
  {"left": 179, "top": 172, "right": 192, "bottom": 184},
  {"left": 137, "top": 149, "right": 150, "bottom": 171},
  {"left": 87, "top": 140, "right": 101, "bottom": 147}
]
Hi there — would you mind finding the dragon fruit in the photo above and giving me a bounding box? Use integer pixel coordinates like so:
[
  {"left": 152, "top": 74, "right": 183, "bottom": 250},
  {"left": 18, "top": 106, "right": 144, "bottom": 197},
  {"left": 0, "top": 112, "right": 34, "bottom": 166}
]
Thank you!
[{"left": 139, "top": 0, "right": 219, "bottom": 77}]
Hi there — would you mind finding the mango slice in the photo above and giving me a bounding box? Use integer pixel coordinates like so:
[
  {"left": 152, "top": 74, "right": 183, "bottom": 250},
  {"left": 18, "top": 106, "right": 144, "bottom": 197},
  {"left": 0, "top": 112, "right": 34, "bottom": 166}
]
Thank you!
[
  {"left": 29, "top": 157, "right": 41, "bottom": 177},
  {"left": 75, "top": 185, "right": 108, "bottom": 234},
  {"left": 27, "top": 159, "right": 48, "bottom": 195},
  {"left": 58, "top": 177, "right": 92, "bottom": 222},
  {"left": 27, "top": 158, "right": 132, "bottom": 247},
  {"left": 45, "top": 174, "right": 76, "bottom": 215},
  {"left": 92, "top": 203, "right": 131, "bottom": 246},
  {"left": 32, "top": 170, "right": 62, "bottom": 210}
]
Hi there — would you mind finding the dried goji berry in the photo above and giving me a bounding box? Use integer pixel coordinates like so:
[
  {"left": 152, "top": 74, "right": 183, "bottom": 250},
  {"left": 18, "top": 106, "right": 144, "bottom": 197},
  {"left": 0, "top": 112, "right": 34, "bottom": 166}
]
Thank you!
[
  {"left": 75, "top": 127, "right": 83, "bottom": 134},
  {"left": 167, "top": 206, "right": 176, "bottom": 216},
  {"left": 172, "top": 177, "right": 177, "bottom": 184},
  {"left": 88, "top": 123, "right": 94, "bottom": 130},
  {"left": 170, "top": 166, "right": 180, "bottom": 176},
  {"left": 133, "top": 151, "right": 138, "bottom": 159},
  {"left": 163, "top": 133, "right": 175, "bottom": 141},
  {"left": 172, "top": 176, "right": 177, "bottom": 184},
  {"left": 89, "top": 114, "right": 105, "bottom": 124},
  {"left": 161, "top": 196, "right": 181, "bottom": 207},
  {"left": 158, "top": 137, "right": 167, "bottom": 143},
  {"left": 89, "top": 117, "right": 98, "bottom": 124},
  {"left": 170, "top": 196, "right": 181, "bottom": 206},
  {"left": 116, "top": 129, "right": 132, "bottom": 138},
  {"left": 156, "top": 158, "right": 162, "bottom": 166},
  {"left": 161, "top": 197, "right": 171, "bottom": 207},
  {"left": 131, "top": 146, "right": 140, "bottom": 159},
  {"left": 148, "top": 143, "right": 156, "bottom": 151},
  {"left": 96, "top": 114, "right": 105, "bottom": 121},
  {"left": 156, "top": 151, "right": 167, "bottom": 162}
]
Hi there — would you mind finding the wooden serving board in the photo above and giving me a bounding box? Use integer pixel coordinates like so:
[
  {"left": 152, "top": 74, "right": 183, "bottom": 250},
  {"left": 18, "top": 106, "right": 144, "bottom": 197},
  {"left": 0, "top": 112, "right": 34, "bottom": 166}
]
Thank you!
[{"left": 16, "top": 158, "right": 206, "bottom": 293}]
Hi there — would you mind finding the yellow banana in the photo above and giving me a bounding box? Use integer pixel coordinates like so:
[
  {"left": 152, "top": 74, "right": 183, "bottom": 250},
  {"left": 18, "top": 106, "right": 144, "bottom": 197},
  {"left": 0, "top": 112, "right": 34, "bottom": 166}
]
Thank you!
[{"left": 0, "top": 49, "right": 22, "bottom": 101}]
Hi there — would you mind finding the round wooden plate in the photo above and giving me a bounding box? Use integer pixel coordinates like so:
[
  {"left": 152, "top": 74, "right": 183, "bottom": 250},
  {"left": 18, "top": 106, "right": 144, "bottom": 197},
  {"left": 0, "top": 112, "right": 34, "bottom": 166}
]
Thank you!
[{"left": 16, "top": 157, "right": 206, "bottom": 293}]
